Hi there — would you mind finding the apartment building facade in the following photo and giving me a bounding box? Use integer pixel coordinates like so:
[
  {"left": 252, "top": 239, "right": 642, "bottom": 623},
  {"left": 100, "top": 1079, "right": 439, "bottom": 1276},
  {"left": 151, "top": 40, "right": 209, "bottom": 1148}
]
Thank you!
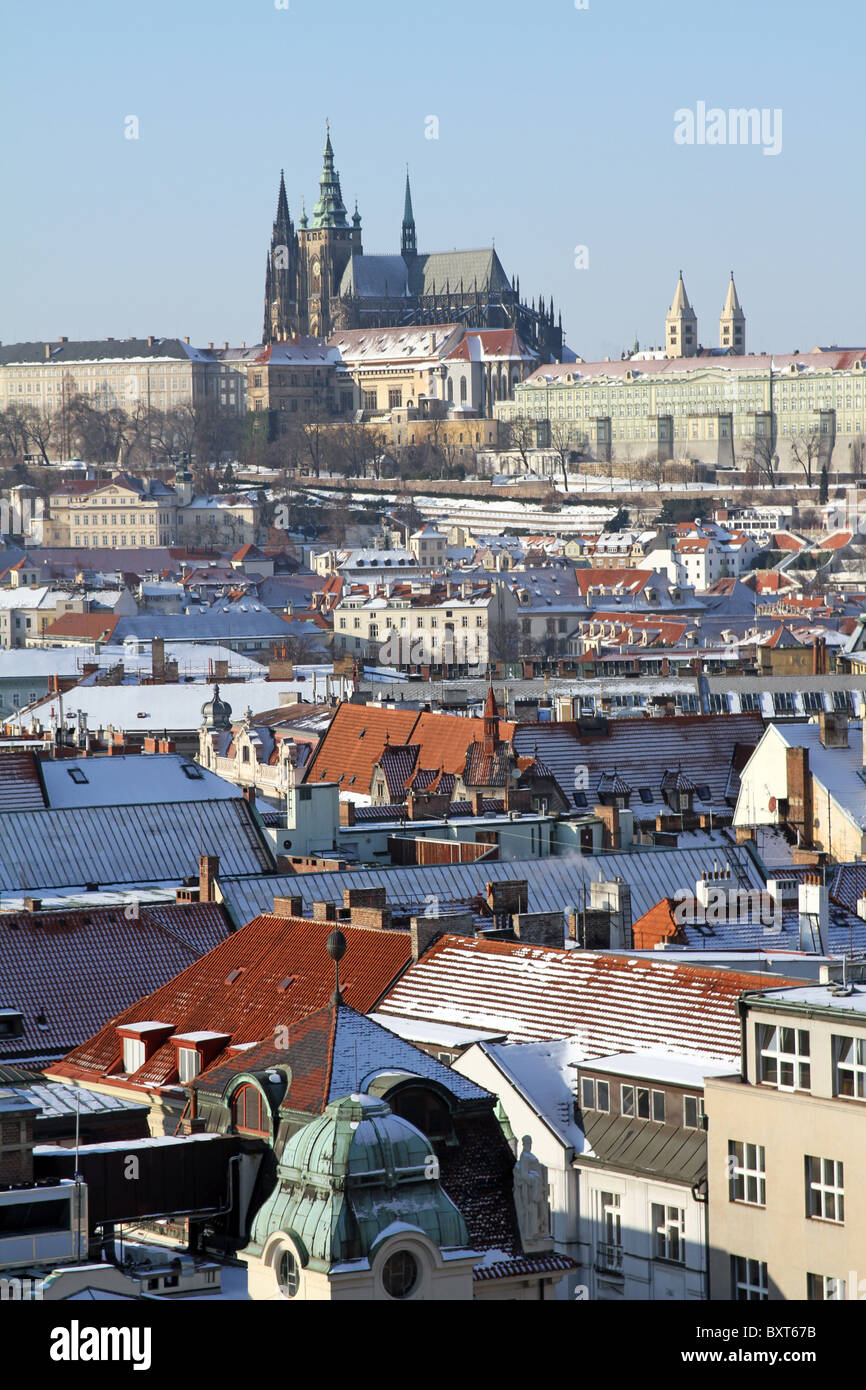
[{"left": 706, "top": 980, "right": 866, "bottom": 1300}]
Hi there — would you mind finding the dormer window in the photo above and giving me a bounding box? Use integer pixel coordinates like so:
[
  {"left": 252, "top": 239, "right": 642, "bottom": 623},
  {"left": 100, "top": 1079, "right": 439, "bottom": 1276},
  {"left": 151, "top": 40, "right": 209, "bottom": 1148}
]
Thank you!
[
  {"left": 177, "top": 1047, "right": 200, "bottom": 1083},
  {"left": 117, "top": 1021, "right": 175, "bottom": 1074}
]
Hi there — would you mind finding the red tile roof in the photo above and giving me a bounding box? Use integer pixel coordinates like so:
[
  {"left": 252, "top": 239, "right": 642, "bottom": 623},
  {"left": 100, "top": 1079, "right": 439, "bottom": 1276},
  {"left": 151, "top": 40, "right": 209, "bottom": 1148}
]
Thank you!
[
  {"left": 51, "top": 914, "right": 412, "bottom": 1091},
  {"left": 41, "top": 613, "right": 121, "bottom": 641},
  {"left": 575, "top": 568, "right": 652, "bottom": 597},
  {"left": 0, "top": 751, "right": 47, "bottom": 812},
  {"left": 380, "top": 935, "right": 789, "bottom": 1059},
  {"left": 304, "top": 702, "right": 515, "bottom": 792}
]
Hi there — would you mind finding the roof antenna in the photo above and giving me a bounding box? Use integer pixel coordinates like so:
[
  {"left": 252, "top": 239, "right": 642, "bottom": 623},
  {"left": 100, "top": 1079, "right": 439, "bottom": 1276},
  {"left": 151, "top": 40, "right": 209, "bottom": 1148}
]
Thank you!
[{"left": 327, "top": 927, "right": 347, "bottom": 1004}]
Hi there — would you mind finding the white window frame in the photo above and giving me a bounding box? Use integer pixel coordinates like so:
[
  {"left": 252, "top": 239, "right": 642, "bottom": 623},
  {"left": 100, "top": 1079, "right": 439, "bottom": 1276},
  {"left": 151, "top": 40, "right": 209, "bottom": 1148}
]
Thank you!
[
  {"left": 177, "top": 1047, "right": 200, "bottom": 1083},
  {"left": 683, "top": 1094, "right": 705, "bottom": 1128},
  {"left": 729, "top": 1141, "right": 766, "bottom": 1206},
  {"left": 732, "top": 1255, "right": 768, "bottom": 1300},
  {"left": 757, "top": 1023, "right": 811, "bottom": 1092},
  {"left": 805, "top": 1156, "right": 844, "bottom": 1223},
  {"left": 833, "top": 1034, "right": 866, "bottom": 1099},
  {"left": 807, "top": 1272, "right": 846, "bottom": 1301},
  {"left": 651, "top": 1203, "right": 685, "bottom": 1264},
  {"left": 122, "top": 1037, "right": 145, "bottom": 1073}
]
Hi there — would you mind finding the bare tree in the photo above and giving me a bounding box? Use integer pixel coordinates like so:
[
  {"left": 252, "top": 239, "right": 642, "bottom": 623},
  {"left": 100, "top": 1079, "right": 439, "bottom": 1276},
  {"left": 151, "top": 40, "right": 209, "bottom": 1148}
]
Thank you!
[
  {"left": 789, "top": 428, "right": 822, "bottom": 486},
  {"left": 743, "top": 432, "right": 777, "bottom": 488},
  {"left": 487, "top": 614, "right": 520, "bottom": 664},
  {"left": 548, "top": 419, "right": 587, "bottom": 493},
  {"left": 500, "top": 416, "right": 537, "bottom": 475}
]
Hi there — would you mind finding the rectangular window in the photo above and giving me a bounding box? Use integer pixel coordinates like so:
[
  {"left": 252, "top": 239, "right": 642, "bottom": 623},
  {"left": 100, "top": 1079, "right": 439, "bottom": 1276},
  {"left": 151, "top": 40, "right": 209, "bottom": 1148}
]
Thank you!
[
  {"left": 621, "top": 1084, "right": 634, "bottom": 1117},
  {"left": 757, "top": 1024, "right": 810, "bottom": 1091},
  {"left": 683, "top": 1095, "right": 705, "bottom": 1128},
  {"left": 596, "top": 1079, "right": 610, "bottom": 1112},
  {"left": 834, "top": 1034, "right": 866, "bottom": 1099},
  {"left": 807, "top": 1273, "right": 846, "bottom": 1301},
  {"left": 732, "top": 1256, "right": 768, "bottom": 1301},
  {"left": 581, "top": 1077, "right": 595, "bottom": 1110},
  {"left": 729, "top": 1141, "right": 766, "bottom": 1205},
  {"left": 652, "top": 1203, "right": 685, "bottom": 1263},
  {"left": 636, "top": 1086, "right": 650, "bottom": 1119},
  {"left": 805, "top": 1156, "right": 844, "bottom": 1223},
  {"left": 602, "top": 1191, "right": 621, "bottom": 1247},
  {"left": 652, "top": 1090, "right": 666, "bottom": 1122}
]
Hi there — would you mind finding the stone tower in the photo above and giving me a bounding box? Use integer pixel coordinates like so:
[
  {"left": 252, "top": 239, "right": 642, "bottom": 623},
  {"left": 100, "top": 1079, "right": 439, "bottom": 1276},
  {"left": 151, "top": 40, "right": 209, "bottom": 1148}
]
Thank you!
[
  {"left": 298, "top": 123, "right": 356, "bottom": 339},
  {"left": 263, "top": 170, "right": 300, "bottom": 344},
  {"left": 719, "top": 272, "right": 745, "bottom": 354},
  {"left": 665, "top": 271, "right": 698, "bottom": 358}
]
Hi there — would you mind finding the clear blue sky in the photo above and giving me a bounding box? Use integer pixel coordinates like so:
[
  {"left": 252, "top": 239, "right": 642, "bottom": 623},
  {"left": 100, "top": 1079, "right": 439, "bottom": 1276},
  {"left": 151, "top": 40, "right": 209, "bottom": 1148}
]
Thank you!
[{"left": 1, "top": 0, "right": 861, "bottom": 359}]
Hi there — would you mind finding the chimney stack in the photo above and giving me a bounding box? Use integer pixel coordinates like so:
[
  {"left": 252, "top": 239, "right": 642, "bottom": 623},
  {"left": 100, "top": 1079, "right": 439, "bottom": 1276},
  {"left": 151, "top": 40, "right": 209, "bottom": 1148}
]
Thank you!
[{"left": 199, "top": 853, "right": 219, "bottom": 902}]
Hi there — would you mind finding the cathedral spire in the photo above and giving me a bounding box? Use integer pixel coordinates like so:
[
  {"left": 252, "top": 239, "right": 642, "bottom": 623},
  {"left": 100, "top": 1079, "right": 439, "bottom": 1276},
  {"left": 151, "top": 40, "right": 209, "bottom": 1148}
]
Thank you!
[
  {"left": 275, "top": 168, "right": 291, "bottom": 231},
  {"left": 311, "top": 121, "right": 349, "bottom": 229},
  {"left": 401, "top": 167, "right": 417, "bottom": 260},
  {"left": 719, "top": 270, "right": 745, "bottom": 354}
]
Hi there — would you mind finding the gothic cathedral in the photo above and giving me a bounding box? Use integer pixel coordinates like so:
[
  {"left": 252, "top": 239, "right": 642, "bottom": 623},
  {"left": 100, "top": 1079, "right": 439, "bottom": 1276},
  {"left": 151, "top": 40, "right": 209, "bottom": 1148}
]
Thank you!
[{"left": 262, "top": 124, "right": 562, "bottom": 361}]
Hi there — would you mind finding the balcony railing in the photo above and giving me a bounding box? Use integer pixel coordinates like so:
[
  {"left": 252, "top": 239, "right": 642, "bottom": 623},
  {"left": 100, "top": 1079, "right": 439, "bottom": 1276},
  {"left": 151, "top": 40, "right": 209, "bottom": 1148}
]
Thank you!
[{"left": 595, "top": 1241, "right": 624, "bottom": 1274}]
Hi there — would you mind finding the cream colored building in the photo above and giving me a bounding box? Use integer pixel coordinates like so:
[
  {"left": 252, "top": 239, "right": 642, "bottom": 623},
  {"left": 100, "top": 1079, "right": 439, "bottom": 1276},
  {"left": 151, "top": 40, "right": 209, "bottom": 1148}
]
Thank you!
[
  {"left": 734, "top": 713, "right": 866, "bottom": 863},
  {"left": 706, "top": 977, "right": 866, "bottom": 1301},
  {"left": 44, "top": 473, "right": 179, "bottom": 548},
  {"left": 499, "top": 335, "right": 866, "bottom": 472},
  {"left": 333, "top": 579, "right": 518, "bottom": 672},
  {"left": 0, "top": 337, "right": 246, "bottom": 457}
]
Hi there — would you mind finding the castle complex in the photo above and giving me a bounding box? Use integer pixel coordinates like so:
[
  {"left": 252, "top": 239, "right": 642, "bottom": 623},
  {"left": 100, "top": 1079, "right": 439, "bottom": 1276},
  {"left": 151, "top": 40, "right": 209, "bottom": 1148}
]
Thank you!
[{"left": 262, "top": 124, "right": 562, "bottom": 362}]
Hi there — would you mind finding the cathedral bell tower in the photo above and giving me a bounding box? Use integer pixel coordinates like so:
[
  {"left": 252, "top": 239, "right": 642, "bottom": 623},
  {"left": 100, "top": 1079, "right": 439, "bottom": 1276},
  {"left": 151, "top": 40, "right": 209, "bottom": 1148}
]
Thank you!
[
  {"left": 719, "top": 272, "right": 746, "bottom": 354},
  {"left": 665, "top": 271, "right": 698, "bottom": 359},
  {"left": 299, "top": 122, "right": 355, "bottom": 339}
]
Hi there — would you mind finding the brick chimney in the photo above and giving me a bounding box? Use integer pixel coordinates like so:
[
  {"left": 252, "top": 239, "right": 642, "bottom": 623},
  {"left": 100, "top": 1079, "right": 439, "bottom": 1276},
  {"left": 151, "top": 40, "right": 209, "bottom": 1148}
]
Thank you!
[
  {"left": 199, "top": 853, "right": 219, "bottom": 902},
  {"left": 818, "top": 710, "right": 848, "bottom": 748},
  {"left": 785, "top": 746, "right": 812, "bottom": 847},
  {"left": 273, "top": 895, "right": 303, "bottom": 918},
  {"left": 339, "top": 799, "right": 356, "bottom": 826},
  {"left": 593, "top": 802, "right": 621, "bottom": 850},
  {"left": 313, "top": 900, "right": 338, "bottom": 922}
]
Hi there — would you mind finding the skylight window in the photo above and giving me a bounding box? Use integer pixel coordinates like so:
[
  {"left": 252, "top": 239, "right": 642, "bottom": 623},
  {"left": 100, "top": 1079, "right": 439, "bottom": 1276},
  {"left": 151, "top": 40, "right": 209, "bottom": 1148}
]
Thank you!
[
  {"left": 67, "top": 768, "right": 88, "bottom": 784},
  {"left": 638, "top": 787, "right": 653, "bottom": 804},
  {"left": 181, "top": 764, "right": 203, "bottom": 779}
]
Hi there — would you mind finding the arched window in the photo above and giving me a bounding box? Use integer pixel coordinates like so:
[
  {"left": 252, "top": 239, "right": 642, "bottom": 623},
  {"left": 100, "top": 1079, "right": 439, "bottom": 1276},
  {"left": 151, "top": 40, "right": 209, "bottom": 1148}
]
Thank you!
[
  {"left": 460, "top": 376, "right": 467, "bottom": 403},
  {"left": 241, "top": 746, "right": 250, "bottom": 763},
  {"left": 500, "top": 373, "right": 508, "bottom": 399},
  {"left": 446, "top": 379, "right": 454, "bottom": 402},
  {"left": 232, "top": 1084, "right": 269, "bottom": 1136}
]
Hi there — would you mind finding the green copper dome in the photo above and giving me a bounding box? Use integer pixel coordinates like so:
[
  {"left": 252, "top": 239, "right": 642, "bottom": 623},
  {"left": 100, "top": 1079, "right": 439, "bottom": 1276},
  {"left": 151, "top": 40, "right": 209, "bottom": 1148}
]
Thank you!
[{"left": 248, "top": 1093, "right": 468, "bottom": 1269}]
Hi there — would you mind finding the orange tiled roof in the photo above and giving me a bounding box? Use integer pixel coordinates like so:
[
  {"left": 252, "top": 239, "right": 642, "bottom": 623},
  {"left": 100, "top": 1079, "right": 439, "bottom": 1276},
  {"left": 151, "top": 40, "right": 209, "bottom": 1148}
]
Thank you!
[
  {"left": 41, "top": 613, "right": 121, "bottom": 641},
  {"left": 50, "top": 914, "right": 413, "bottom": 1092},
  {"left": 303, "top": 701, "right": 515, "bottom": 790}
]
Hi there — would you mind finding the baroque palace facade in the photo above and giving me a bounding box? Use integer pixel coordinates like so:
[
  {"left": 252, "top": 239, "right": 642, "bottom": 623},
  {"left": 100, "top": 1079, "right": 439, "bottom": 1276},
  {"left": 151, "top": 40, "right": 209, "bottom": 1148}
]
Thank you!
[
  {"left": 496, "top": 272, "right": 866, "bottom": 472},
  {"left": 262, "top": 125, "right": 562, "bottom": 361}
]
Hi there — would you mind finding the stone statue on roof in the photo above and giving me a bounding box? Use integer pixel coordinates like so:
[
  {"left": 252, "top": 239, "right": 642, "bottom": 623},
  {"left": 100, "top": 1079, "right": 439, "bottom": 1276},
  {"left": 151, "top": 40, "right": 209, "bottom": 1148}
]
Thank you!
[{"left": 514, "top": 1134, "right": 551, "bottom": 1248}]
